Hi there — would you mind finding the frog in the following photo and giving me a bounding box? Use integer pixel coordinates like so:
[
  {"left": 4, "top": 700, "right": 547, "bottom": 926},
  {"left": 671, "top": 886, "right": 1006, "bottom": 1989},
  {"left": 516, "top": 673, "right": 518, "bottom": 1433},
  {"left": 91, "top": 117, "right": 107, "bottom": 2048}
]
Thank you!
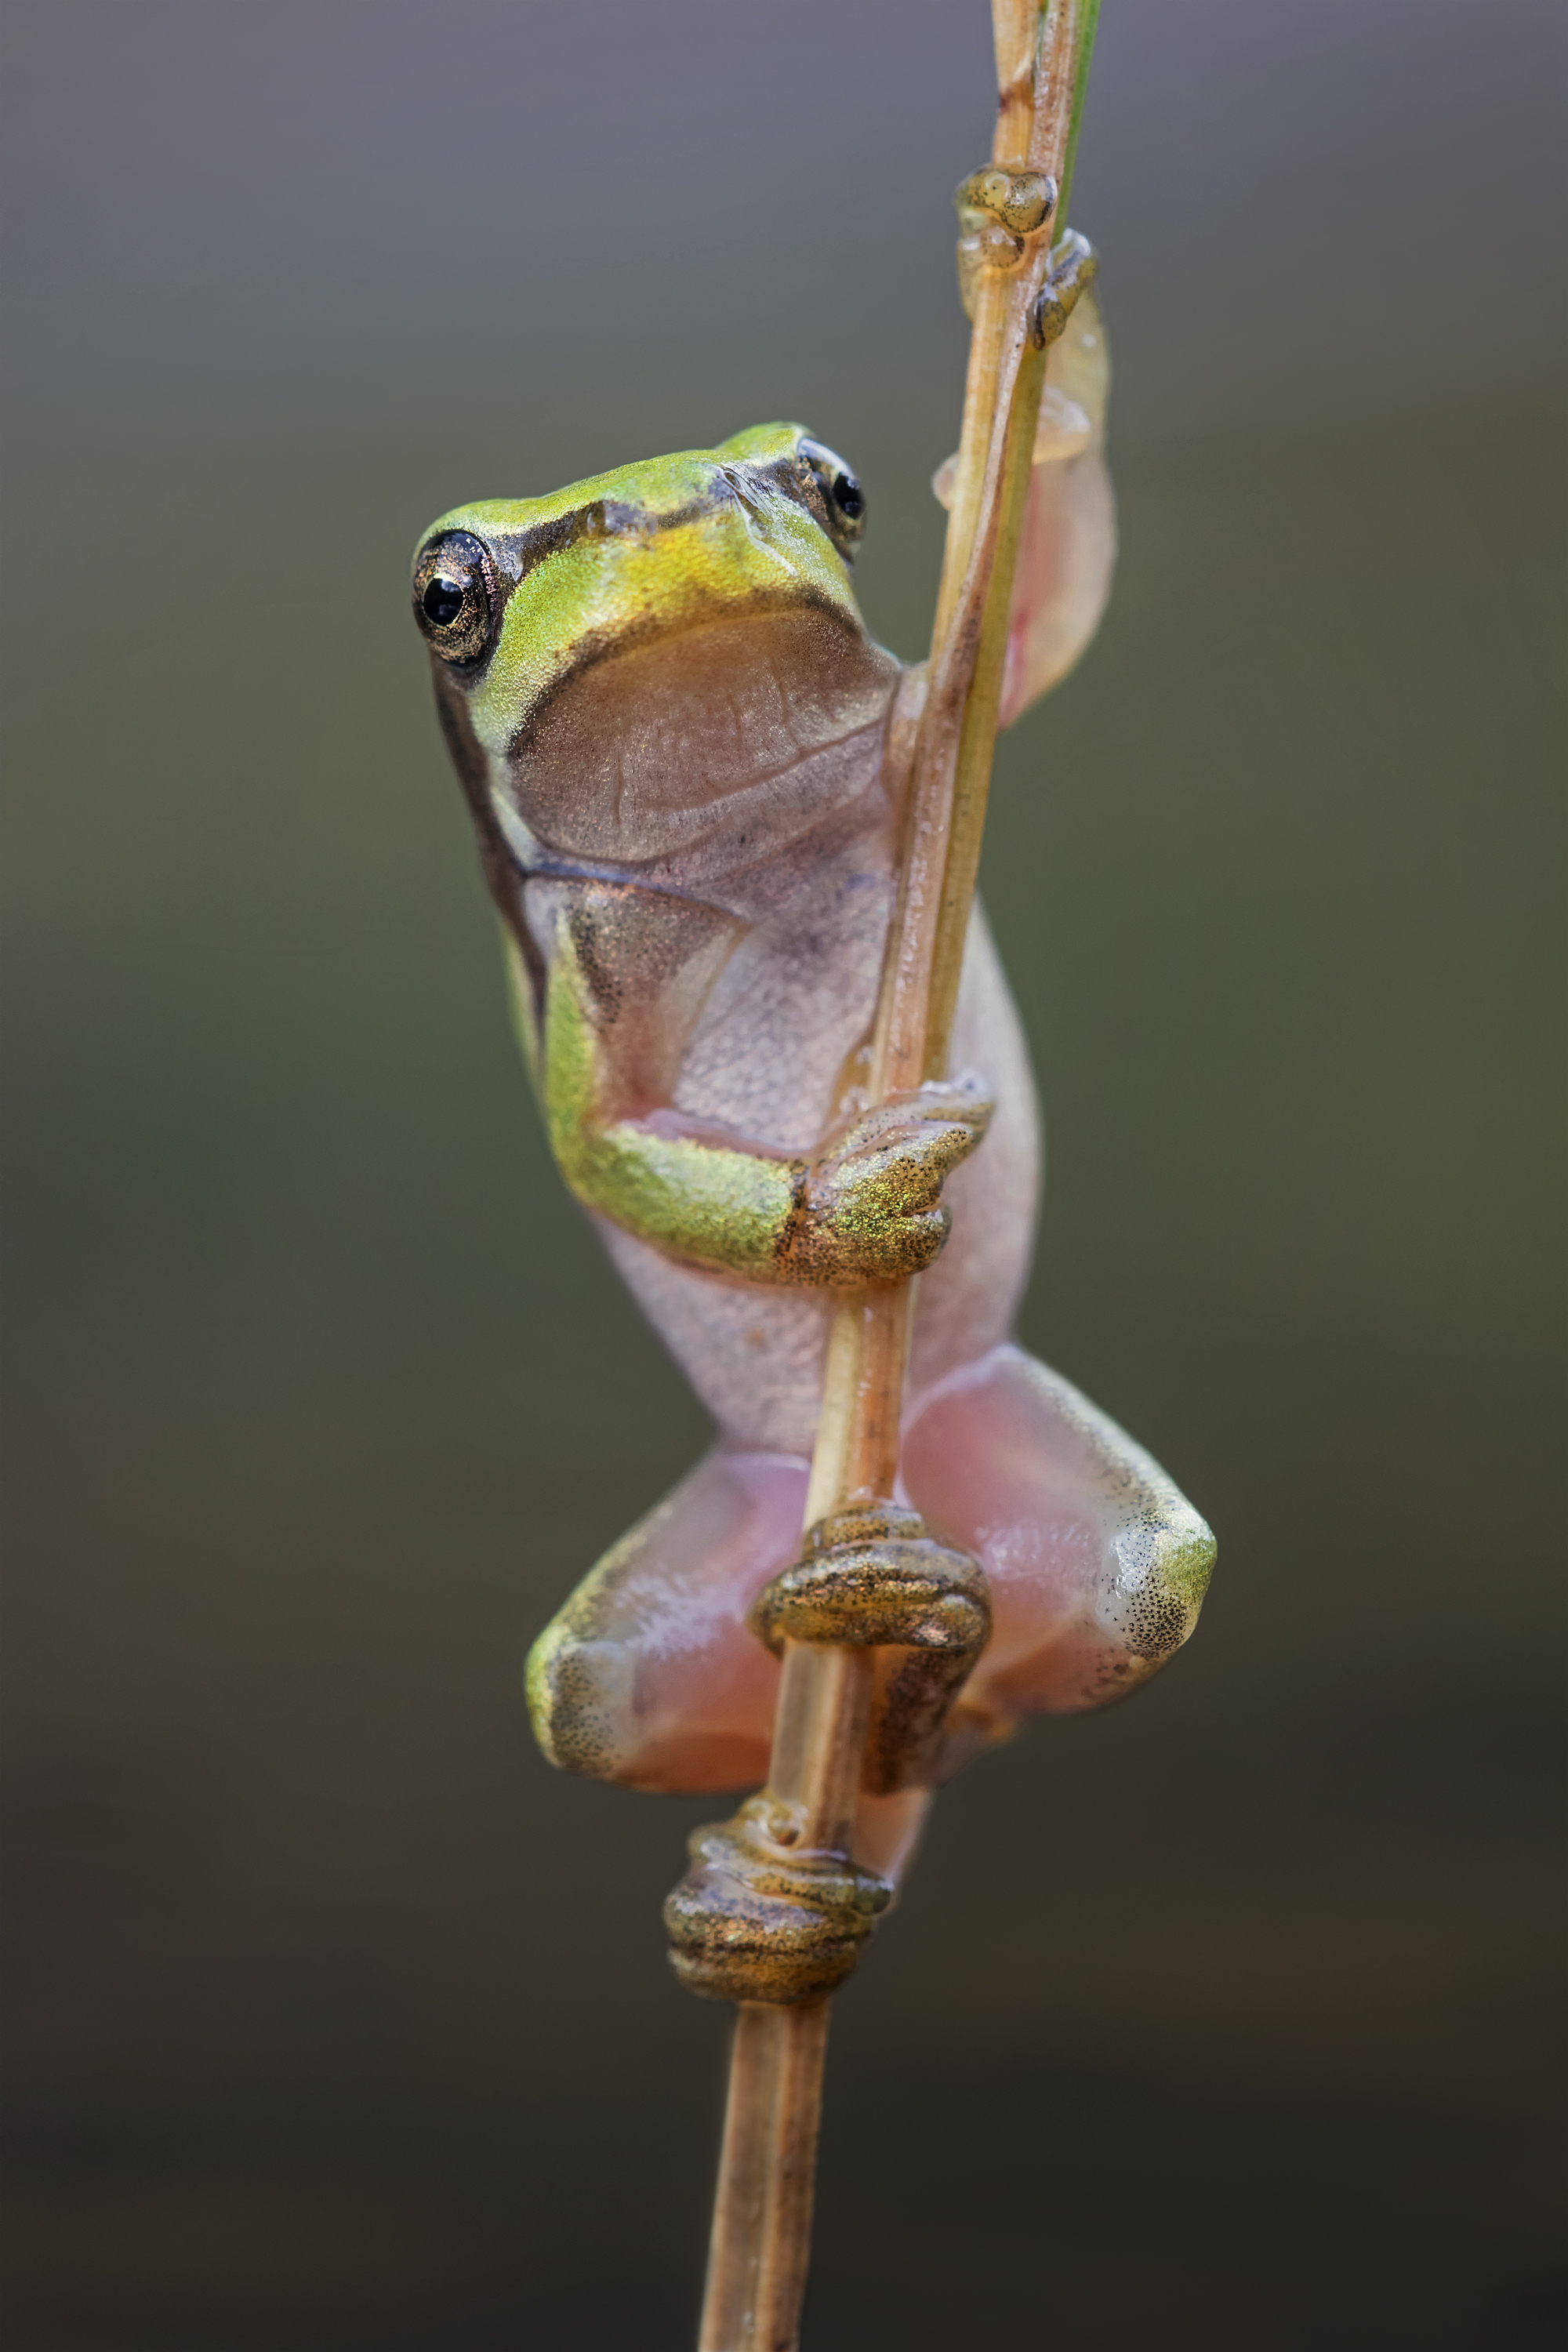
[{"left": 412, "top": 273, "right": 1215, "bottom": 1856}]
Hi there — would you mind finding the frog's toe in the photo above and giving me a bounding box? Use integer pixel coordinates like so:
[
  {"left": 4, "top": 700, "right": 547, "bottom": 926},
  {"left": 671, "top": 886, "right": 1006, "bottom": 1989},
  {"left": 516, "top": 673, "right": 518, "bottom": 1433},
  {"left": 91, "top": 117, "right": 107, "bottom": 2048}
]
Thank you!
[
  {"left": 525, "top": 1444, "right": 807, "bottom": 1793},
  {"left": 1032, "top": 227, "right": 1098, "bottom": 347}
]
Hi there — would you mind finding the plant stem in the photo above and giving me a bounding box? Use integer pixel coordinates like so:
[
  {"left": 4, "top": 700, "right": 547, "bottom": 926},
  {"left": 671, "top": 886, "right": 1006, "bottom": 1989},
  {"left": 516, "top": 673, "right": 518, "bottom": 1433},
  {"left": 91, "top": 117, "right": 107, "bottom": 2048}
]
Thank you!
[
  {"left": 699, "top": 2003, "right": 833, "bottom": 2352},
  {"left": 696, "top": 7, "right": 1100, "bottom": 2344}
]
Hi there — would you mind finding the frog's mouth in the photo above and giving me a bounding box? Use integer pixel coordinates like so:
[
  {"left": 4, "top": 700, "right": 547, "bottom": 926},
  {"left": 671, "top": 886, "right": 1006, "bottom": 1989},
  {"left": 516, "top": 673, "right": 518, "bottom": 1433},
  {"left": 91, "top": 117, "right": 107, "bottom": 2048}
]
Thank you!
[{"left": 503, "top": 604, "right": 902, "bottom": 883}]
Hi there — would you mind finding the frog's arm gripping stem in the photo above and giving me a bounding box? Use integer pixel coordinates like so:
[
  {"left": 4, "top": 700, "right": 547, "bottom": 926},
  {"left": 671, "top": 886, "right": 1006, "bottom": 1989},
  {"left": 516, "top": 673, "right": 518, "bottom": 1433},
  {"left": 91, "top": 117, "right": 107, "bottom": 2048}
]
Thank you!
[{"left": 539, "top": 894, "right": 990, "bottom": 1288}]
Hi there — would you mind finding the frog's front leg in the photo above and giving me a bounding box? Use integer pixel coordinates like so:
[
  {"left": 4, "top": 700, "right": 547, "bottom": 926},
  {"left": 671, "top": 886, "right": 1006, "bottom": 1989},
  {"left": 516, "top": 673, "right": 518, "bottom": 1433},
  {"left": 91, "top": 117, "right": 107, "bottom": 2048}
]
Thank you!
[{"left": 533, "top": 878, "right": 990, "bottom": 1287}]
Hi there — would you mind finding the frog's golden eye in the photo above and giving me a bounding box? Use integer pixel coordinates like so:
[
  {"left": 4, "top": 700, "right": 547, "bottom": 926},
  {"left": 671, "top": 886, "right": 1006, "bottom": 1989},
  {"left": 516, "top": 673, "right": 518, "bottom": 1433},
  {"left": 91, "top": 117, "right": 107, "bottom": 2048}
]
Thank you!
[
  {"left": 412, "top": 530, "right": 496, "bottom": 665},
  {"left": 798, "top": 439, "right": 867, "bottom": 559}
]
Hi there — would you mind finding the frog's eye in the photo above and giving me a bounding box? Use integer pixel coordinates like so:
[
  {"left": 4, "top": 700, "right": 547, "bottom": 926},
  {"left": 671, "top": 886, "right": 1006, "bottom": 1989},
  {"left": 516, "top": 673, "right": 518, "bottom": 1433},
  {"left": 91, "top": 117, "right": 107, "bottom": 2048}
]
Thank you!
[
  {"left": 412, "top": 530, "right": 497, "bottom": 665},
  {"left": 797, "top": 439, "right": 867, "bottom": 559}
]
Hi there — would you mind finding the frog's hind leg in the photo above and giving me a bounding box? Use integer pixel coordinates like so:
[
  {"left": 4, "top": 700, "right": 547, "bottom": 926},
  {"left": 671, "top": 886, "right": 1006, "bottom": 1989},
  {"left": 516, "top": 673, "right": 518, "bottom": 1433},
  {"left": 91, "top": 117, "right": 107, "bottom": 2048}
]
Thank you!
[
  {"left": 526, "top": 1346, "right": 1215, "bottom": 1797},
  {"left": 899, "top": 1342, "right": 1215, "bottom": 1767},
  {"left": 525, "top": 1446, "right": 806, "bottom": 1795}
]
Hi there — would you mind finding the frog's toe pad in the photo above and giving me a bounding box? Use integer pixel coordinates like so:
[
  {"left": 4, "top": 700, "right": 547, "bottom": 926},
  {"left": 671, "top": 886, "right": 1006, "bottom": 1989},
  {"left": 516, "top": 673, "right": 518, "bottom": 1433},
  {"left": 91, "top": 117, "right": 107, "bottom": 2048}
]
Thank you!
[
  {"left": 749, "top": 1503, "right": 989, "bottom": 1657},
  {"left": 750, "top": 1504, "right": 991, "bottom": 1798},
  {"left": 664, "top": 1794, "right": 891, "bottom": 2005}
]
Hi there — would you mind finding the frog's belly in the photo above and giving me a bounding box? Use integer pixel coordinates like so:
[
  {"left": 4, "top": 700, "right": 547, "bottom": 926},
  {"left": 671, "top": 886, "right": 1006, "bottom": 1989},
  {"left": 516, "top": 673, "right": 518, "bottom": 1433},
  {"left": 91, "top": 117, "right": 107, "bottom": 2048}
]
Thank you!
[{"left": 597, "top": 903, "right": 1040, "bottom": 1452}]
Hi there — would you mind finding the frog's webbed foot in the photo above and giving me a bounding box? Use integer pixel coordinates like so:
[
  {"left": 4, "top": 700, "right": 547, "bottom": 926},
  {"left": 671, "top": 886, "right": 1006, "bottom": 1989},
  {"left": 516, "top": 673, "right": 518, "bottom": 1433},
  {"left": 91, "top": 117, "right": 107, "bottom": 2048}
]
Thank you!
[
  {"left": 1032, "top": 228, "right": 1098, "bottom": 348},
  {"left": 750, "top": 1504, "right": 992, "bottom": 1796},
  {"left": 666, "top": 1504, "right": 991, "bottom": 2005},
  {"left": 521, "top": 1436, "right": 993, "bottom": 1807},
  {"left": 779, "top": 1072, "right": 993, "bottom": 1287}
]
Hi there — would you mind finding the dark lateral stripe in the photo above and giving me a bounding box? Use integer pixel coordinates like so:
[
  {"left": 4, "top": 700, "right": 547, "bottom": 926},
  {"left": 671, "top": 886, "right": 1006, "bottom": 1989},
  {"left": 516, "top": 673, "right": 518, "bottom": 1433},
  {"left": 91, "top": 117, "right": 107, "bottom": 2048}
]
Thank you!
[{"left": 495, "top": 464, "right": 807, "bottom": 583}]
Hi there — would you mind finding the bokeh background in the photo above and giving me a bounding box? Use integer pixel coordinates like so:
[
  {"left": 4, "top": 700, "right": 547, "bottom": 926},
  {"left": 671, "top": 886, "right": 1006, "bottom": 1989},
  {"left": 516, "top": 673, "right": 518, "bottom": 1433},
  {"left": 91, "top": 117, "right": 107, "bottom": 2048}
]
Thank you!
[{"left": 4, "top": 3, "right": 1564, "bottom": 2346}]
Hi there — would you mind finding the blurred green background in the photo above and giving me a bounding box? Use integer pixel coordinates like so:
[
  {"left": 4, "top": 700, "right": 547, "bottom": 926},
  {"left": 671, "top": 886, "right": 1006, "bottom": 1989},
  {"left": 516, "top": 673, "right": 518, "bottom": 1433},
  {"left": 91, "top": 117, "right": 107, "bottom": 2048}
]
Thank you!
[{"left": 3, "top": 3, "right": 1564, "bottom": 2347}]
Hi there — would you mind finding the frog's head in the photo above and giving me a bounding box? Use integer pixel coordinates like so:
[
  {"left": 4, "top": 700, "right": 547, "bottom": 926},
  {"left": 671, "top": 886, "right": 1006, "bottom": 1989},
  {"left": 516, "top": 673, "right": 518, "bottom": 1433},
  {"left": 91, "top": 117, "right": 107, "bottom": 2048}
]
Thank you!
[{"left": 412, "top": 423, "right": 899, "bottom": 881}]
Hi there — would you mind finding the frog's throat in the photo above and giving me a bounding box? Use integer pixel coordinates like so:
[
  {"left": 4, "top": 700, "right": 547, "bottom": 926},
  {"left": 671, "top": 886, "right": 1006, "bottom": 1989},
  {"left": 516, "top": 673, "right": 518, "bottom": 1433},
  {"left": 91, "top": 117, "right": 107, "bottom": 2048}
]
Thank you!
[
  {"left": 498, "top": 579, "right": 862, "bottom": 769},
  {"left": 479, "top": 603, "right": 902, "bottom": 887},
  {"left": 488, "top": 797, "right": 736, "bottom": 916}
]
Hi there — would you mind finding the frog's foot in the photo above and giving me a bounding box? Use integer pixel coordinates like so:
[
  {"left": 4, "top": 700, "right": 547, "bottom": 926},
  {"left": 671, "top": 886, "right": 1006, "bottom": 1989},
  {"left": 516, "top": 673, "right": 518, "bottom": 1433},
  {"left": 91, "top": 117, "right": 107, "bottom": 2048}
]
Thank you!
[
  {"left": 750, "top": 1504, "right": 991, "bottom": 1796},
  {"left": 525, "top": 1445, "right": 804, "bottom": 1792},
  {"left": 524, "top": 1456, "right": 990, "bottom": 1802},
  {"left": 664, "top": 1790, "right": 893, "bottom": 2004},
  {"left": 899, "top": 1341, "right": 1216, "bottom": 1767},
  {"left": 663, "top": 1507, "right": 989, "bottom": 2005},
  {"left": 1031, "top": 228, "right": 1098, "bottom": 348},
  {"left": 954, "top": 162, "right": 1058, "bottom": 318},
  {"left": 780, "top": 1073, "right": 992, "bottom": 1286}
]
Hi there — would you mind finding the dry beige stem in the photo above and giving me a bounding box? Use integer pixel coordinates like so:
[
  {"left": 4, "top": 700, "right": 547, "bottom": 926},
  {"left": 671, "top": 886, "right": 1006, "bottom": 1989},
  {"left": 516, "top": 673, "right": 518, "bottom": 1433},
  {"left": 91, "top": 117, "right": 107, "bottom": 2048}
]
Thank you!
[{"left": 699, "top": 7, "right": 1101, "bottom": 2346}]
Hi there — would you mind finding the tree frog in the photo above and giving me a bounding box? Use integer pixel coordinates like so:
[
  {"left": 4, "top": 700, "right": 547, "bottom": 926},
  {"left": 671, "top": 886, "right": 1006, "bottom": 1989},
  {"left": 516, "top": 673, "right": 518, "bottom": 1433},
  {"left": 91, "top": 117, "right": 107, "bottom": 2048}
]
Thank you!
[{"left": 412, "top": 285, "right": 1214, "bottom": 1830}]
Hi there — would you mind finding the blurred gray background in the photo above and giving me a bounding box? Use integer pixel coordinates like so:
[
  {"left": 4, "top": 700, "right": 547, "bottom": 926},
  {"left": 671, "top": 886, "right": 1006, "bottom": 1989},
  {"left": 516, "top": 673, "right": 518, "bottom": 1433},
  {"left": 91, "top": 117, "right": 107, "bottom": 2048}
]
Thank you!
[{"left": 3, "top": 2, "right": 1564, "bottom": 2346}]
